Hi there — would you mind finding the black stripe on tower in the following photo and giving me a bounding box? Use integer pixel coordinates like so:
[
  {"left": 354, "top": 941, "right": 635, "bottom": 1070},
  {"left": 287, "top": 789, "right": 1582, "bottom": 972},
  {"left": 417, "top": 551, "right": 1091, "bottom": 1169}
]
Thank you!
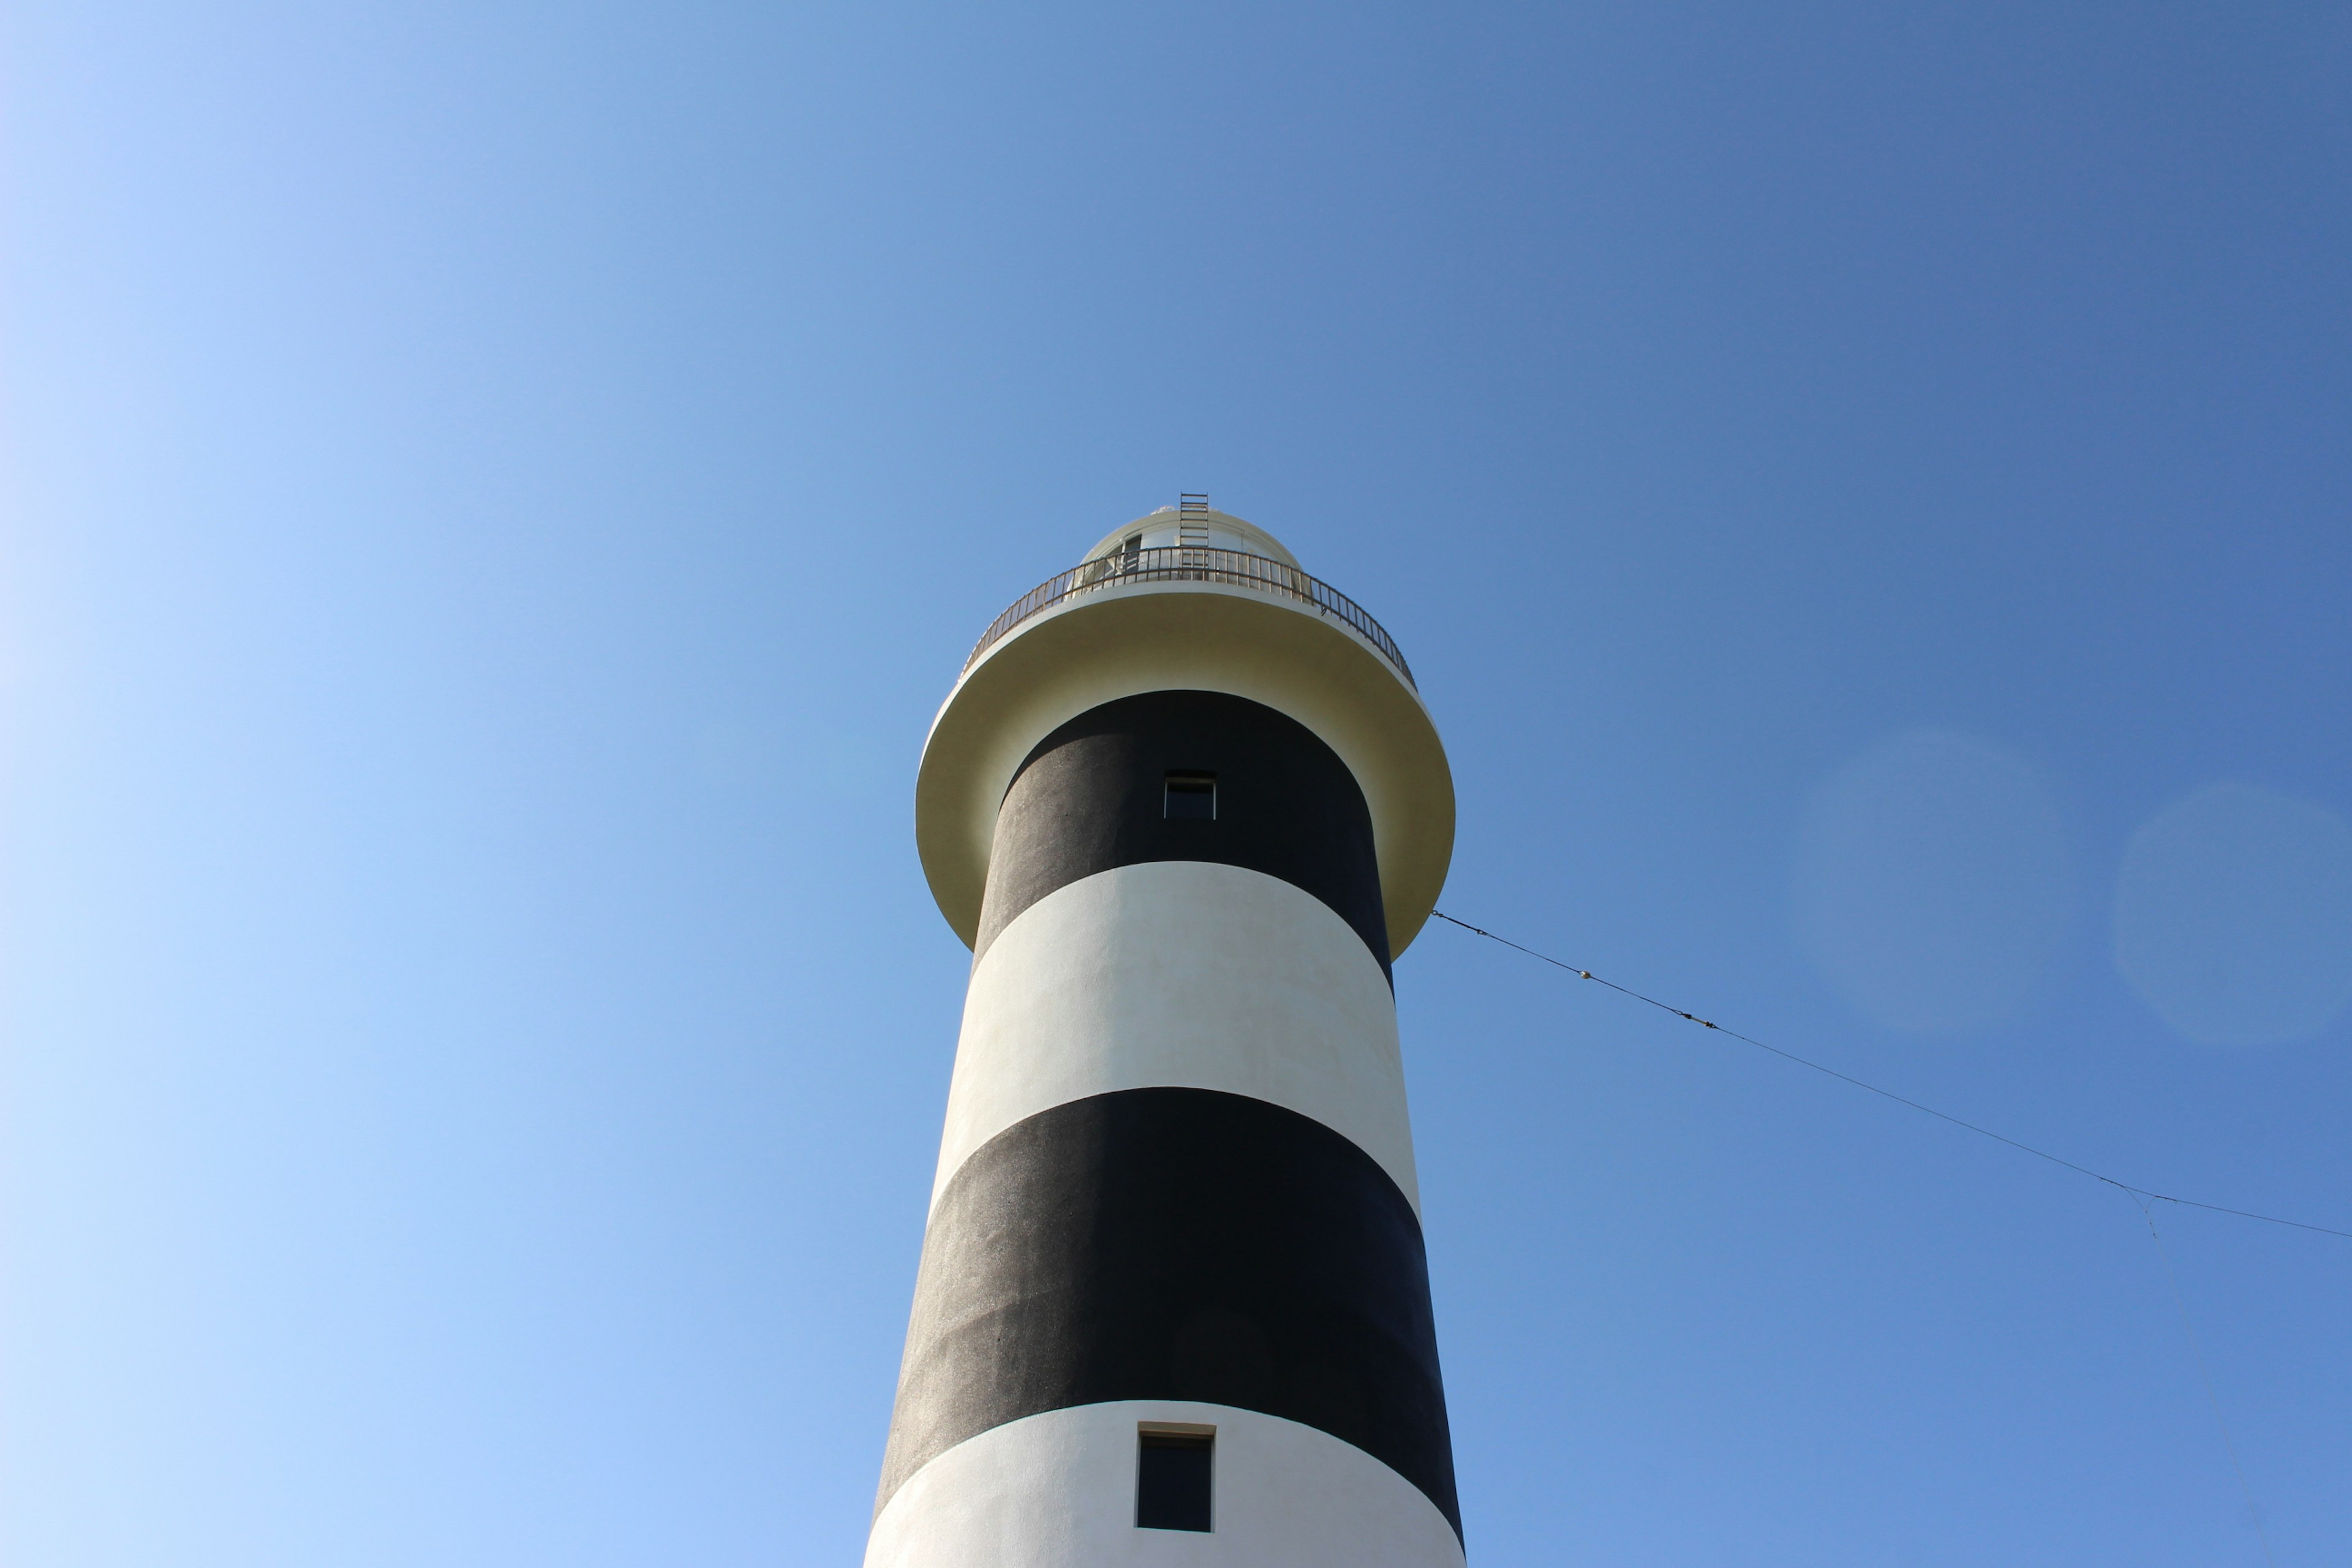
[
  {"left": 974, "top": 689, "right": 1392, "bottom": 980},
  {"left": 876, "top": 1088, "right": 1461, "bottom": 1539}
]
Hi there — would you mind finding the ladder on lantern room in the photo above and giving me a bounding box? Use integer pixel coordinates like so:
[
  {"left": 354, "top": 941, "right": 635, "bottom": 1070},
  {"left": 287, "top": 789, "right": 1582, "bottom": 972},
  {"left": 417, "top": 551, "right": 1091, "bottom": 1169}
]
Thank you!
[{"left": 1177, "top": 493, "right": 1212, "bottom": 559}]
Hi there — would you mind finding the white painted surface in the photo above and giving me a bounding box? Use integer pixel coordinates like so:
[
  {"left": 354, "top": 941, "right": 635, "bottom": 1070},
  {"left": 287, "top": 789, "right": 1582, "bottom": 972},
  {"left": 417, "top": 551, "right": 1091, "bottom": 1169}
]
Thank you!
[
  {"left": 936, "top": 862, "right": 1417, "bottom": 1213},
  {"left": 864, "top": 1401, "right": 1464, "bottom": 1568}
]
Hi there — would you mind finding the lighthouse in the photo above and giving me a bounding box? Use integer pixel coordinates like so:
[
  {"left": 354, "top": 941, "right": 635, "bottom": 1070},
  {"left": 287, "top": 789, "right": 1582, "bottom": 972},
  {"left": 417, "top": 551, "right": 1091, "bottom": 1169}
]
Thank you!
[{"left": 868, "top": 502, "right": 1462, "bottom": 1566}]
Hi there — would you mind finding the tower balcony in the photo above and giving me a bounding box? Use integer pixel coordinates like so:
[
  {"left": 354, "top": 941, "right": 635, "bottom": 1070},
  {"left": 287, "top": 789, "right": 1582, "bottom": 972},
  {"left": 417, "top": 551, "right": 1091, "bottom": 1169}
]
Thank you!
[
  {"left": 919, "top": 510, "right": 1453, "bottom": 962},
  {"left": 964, "top": 546, "right": 1417, "bottom": 693}
]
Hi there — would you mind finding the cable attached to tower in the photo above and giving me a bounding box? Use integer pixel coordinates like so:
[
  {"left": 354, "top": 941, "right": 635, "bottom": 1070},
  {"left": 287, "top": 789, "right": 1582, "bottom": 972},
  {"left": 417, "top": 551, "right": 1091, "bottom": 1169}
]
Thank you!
[
  {"left": 1428, "top": 910, "right": 2352, "bottom": 1242},
  {"left": 1433, "top": 908, "right": 2326, "bottom": 1567}
]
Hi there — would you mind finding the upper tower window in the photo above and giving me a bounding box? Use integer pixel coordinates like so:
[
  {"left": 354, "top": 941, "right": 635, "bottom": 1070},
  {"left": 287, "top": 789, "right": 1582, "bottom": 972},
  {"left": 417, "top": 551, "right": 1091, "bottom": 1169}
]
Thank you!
[{"left": 1164, "top": 773, "right": 1216, "bottom": 820}]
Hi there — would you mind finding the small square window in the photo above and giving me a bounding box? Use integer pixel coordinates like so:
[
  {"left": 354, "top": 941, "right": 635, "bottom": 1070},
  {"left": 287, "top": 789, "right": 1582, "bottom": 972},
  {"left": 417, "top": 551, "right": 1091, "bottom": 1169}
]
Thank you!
[
  {"left": 1164, "top": 773, "right": 1216, "bottom": 821},
  {"left": 1136, "top": 1430, "right": 1213, "bottom": 1532}
]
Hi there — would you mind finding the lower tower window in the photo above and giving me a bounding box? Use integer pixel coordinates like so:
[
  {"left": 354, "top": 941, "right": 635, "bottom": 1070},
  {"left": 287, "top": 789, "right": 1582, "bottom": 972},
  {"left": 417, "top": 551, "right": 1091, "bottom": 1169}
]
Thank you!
[{"left": 1136, "top": 1425, "right": 1214, "bottom": 1532}]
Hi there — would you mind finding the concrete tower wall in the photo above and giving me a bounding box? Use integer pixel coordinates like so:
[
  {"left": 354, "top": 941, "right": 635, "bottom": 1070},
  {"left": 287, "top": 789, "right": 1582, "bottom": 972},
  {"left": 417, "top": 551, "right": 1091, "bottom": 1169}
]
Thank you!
[
  {"left": 872, "top": 516, "right": 1461, "bottom": 1566},
  {"left": 934, "top": 859, "right": 1419, "bottom": 1215},
  {"left": 867, "top": 1404, "right": 1464, "bottom": 1567}
]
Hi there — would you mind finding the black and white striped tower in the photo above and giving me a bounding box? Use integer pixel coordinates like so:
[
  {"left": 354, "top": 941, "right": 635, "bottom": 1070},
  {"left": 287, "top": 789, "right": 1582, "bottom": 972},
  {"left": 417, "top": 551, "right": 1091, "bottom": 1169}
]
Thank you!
[{"left": 868, "top": 504, "right": 1461, "bottom": 1565}]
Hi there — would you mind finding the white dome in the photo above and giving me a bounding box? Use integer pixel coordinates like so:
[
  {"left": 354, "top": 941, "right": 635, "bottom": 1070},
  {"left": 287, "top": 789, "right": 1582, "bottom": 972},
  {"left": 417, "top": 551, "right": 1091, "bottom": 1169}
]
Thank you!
[{"left": 1083, "top": 508, "right": 1301, "bottom": 569}]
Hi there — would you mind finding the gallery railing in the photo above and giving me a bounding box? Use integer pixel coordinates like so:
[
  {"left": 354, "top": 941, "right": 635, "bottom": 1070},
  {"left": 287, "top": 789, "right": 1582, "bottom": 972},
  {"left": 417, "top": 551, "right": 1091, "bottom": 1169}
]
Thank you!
[{"left": 962, "top": 546, "right": 1417, "bottom": 689}]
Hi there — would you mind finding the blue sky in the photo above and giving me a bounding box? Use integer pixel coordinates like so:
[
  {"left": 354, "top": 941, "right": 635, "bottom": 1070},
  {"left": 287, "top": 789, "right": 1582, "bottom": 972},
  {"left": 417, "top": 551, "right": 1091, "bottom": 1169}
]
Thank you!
[{"left": 6, "top": 3, "right": 2351, "bottom": 1563}]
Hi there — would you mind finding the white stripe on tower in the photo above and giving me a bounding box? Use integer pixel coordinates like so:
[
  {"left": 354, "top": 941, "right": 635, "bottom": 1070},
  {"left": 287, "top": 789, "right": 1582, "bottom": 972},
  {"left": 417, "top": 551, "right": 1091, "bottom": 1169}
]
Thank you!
[
  {"left": 935, "top": 861, "right": 1419, "bottom": 1215},
  {"left": 872, "top": 509, "right": 1461, "bottom": 1566},
  {"left": 868, "top": 1404, "right": 1464, "bottom": 1567}
]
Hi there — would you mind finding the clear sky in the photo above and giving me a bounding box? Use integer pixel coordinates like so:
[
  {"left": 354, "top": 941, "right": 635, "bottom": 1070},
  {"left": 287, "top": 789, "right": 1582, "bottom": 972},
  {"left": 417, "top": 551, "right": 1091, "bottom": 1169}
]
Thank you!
[{"left": 6, "top": 4, "right": 2351, "bottom": 1564}]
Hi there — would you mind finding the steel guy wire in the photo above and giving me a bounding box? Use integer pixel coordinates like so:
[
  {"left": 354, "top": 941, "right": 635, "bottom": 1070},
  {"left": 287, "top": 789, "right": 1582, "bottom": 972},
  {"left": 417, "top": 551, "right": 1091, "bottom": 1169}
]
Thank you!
[{"left": 1429, "top": 910, "right": 2352, "bottom": 1242}]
